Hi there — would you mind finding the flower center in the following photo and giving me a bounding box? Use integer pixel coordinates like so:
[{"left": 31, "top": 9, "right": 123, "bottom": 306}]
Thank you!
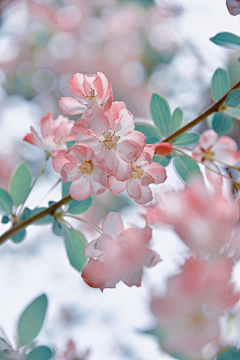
[
  {"left": 191, "top": 314, "right": 204, "bottom": 326},
  {"left": 78, "top": 160, "right": 93, "bottom": 175},
  {"left": 200, "top": 146, "right": 214, "bottom": 162},
  {"left": 100, "top": 130, "right": 120, "bottom": 150},
  {"left": 55, "top": 135, "right": 65, "bottom": 147},
  {"left": 84, "top": 88, "right": 97, "bottom": 103},
  {"left": 131, "top": 164, "right": 144, "bottom": 179}
]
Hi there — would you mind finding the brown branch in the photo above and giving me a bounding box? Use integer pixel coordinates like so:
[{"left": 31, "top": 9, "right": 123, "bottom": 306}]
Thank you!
[
  {"left": 0, "top": 195, "right": 72, "bottom": 245},
  {"left": 163, "top": 80, "right": 240, "bottom": 143}
]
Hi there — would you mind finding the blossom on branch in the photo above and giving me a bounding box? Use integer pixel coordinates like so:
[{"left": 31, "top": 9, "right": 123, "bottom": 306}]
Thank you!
[
  {"left": 72, "top": 102, "right": 146, "bottom": 180},
  {"left": 226, "top": 0, "right": 240, "bottom": 15},
  {"left": 23, "top": 112, "right": 75, "bottom": 157},
  {"left": 81, "top": 212, "right": 160, "bottom": 290},
  {"left": 192, "top": 129, "right": 240, "bottom": 186},
  {"left": 52, "top": 143, "right": 108, "bottom": 201},
  {"left": 59, "top": 72, "right": 113, "bottom": 116}
]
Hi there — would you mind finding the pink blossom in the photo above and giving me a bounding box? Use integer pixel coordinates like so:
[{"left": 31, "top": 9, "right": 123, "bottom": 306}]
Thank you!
[
  {"left": 23, "top": 113, "right": 75, "bottom": 157},
  {"left": 52, "top": 143, "right": 108, "bottom": 201},
  {"left": 192, "top": 129, "right": 240, "bottom": 186},
  {"left": 59, "top": 340, "right": 90, "bottom": 360},
  {"left": 109, "top": 145, "right": 167, "bottom": 204},
  {"left": 151, "top": 256, "right": 240, "bottom": 360},
  {"left": 72, "top": 102, "right": 146, "bottom": 181},
  {"left": 226, "top": 0, "right": 240, "bottom": 15},
  {"left": 81, "top": 212, "right": 160, "bottom": 290},
  {"left": 144, "top": 179, "right": 235, "bottom": 255},
  {"left": 59, "top": 72, "right": 113, "bottom": 116}
]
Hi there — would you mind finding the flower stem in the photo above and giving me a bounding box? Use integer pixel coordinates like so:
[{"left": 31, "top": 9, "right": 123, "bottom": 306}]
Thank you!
[
  {"left": 60, "top": 217, "right": 88, "bottom": 246},
  {"left": 64, "top": 213, "right": 102, "bottom": 235}
]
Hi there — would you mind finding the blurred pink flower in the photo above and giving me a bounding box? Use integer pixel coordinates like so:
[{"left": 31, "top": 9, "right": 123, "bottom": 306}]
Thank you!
[
  {"left": 59, "top": 72, "right": 113, "bottom": 116},
  {"left": 81, "top": 212, "right": 160, "bottom": 290},
  {"left": 109, "top": 145, "right": 167, "bottom": 204},
  {"left": 192, "top": 129, "right": 240, "bottom": 186},
  {"left": 226, "top": 0, "right": 240, "bottom": 15},
  {"left": 23, "top": 113, "right": 75, "bottom": 157},
  {"left": 151, "top": 256, "right": 240, "bottom": 359},
  {"left": 72, "top": 102, "right": 146, "bottom": 180},
  {"left": 59, "top": 340, "right": 90, "bottom": 360},
  {"left": 52, "top": 143, "right": 108, "bottom": 201}
]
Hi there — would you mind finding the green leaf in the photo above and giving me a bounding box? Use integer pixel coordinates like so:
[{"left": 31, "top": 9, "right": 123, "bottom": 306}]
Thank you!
[
  {"left": 31, "top": 208, "right": 54, "bottom": 225},
  {"left": 66, "top": 140, "right": 76, "bottom": 148},
  {"left": 216, "top": 347, "right": 240, "bottom": 360},
  {"left": 169, "top": 108, "right": 183, "bottom": 134},
  {"left": 153, "top": 154, "right": 174, "bottom": 167},
  {"left": 9, "top": 163, "right": 32, "bottom": 207},
  {"left": 0, "top": 188, "right": 13, "bottom": 214},
  {"left": 52, "top": 219, "right": 66, "bottom": 236},
  {"left": 20, "top": 207, "right": 31, "bottom": 221},
  {"left": 172, "top": 132, "right": 200, "bottom": 146},
  {"left": 11, "top": 229, "right": 26, "bottom": 243},
  {"left": 26, "top": 346, "right": 53, "bottom": 360},
  {"left": 210, "top": 32, "right": 240, "bottom": 49},
  {"left": 211, "top": 68, "right": 230, "bottom": 101},
  {"left": 62, "top": 181, "right": 72, "bottom": 198},
  {"left": 150, "top": 93, "right": 171, "bottom": 137},
  {"left": 1, "top": 215, "right": 9, "bottom": 224},
  {"left": 225, "top": 89, "right": 240, "bottom": 107},
  {"left": 212, "top": 112, "right": 234, "bottom": 134},
  {"left": 17, "top": 294, "right": 48, "bottom": 347},
  {"left": 134, "top": 123, "right": 160, "bottom": 144},
  {"left": 174, "top": 155, "right": 201, "bottom": 182},
  {"left": 207, "top": 113, "right": 215, "bottom": 128},
  {"left": 64, "top": 228, "right": 87, "bottom": 272},
  {"left": 67, "top": 196, "right": 93, "bottom": 215},
  {"left": 225, "top": 107, "right": 240, "bottom": 120},
  {"left": 171, "top": 353, "right": 192, "bottom": 360}
]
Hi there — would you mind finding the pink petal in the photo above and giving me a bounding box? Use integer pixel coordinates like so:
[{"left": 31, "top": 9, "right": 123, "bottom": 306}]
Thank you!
[
  {"left": 81, "top": 259, "right": 108, "bottom": 291},
  {"left": 118, "top": 132, "right": 145, "bottom": 162},
  {"left": 65, "top": 144, "right": 94, "bottom": 163},
  {"left": 83, "top": 105, "right": 110, "bottom": 136},
  {"left": 40, "top": 112, "right": 53, "bottom": 137},
  {"left": 113, "top": 108, "right": 135, "bottom": 136},
  {"left": 100, "top": 148, "right": 132, "bottom": 180},
  {"left": 24, "top": 127, "right": 43, "bottom": 147},
  {"left": 97, "top": 72, "right": 109, "bottom": 102},
  {"left": 198, "top": 130, "right": 218, "bottom": 151},
  {"left": 143, "top": 162, "right": 167, "bottom": 184},
  {"left": 204, "top": 160, "right": 223, "bottom": 187},
  {"left": 134, "top": 186, "right": 153, "bottom": 205},
  {"left": 102, "top": 212, "right": 124, "bottom": 237},
  {"left": 61, "top": 162, "right": 80, "bottom": 182},
  {"left": 70, "top": 175, "right": 92, "bottom": 201},
  {"left": 93, "top": 75, "right": 104, "bottom": 101},
  {"left": 84, "top": 239, "right": 102, "bottom": 258},
  {"left": 126, "top": 178, "right": 141, "bottom": 200},
  {"left": 69, "top": 73, "right": 85, "bottom": 101},
  {"left": 227, "top": 0, "right": 240, "bottom": 15},
  {"left": 59, "top": 97, "right": 87, "bottom": 115},
  {"left": 89, "top": 171, "right": 108, "bottom": 195},
  {"left": 212, "top": 136, "right": 240, "bottom": 165},
  {"left": 102, "top": 82, "right": 113, "bottom": 111},
  {"left": 52, "top": 153, "right": 69, "bottom": 173},
  {"left": 109, "top": 175, "right": 126, "bottom": 195},
  {"left": 72, "top": 125, "right": 102, "bottom": 152}
]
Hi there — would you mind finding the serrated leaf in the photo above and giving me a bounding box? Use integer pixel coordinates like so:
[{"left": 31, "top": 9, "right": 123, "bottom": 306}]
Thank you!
[
  {"left": 225, "top": 89, "right": 240, "bottom": 107},
  {"left": 134, "top": 123, "right": 160, "bottom": 144},
  {"left": 64, "top": 228, "right": 87, "bottom": 272},
  {"left": 31, "top": 208, "right": 54, "bottom": 225},
  {"left": 62, "top": 181, "right": 72, "bottom": 198},
  {"left": 26, "top": 346, "right": 53, "bottom": 360},
  {"left": 211, "top": 68, "right": 230, "bottom": 101},
  {"left": 17, "top": 294, "right": 47, "bottom": 347},
  {"left": 217, "top": 347, "right": 240, "bottom": 360},
  {"left": 172, "top": 132, "right": 200, "bottom": 146},
  {"left": 174, "top": 155, "right": 201, "bottom": 182},
  {"left": 67, "top": 196, "right": 93, "bottom": 215},
  {"left": 66, "top": 140, "right": 76, "bottom": 148},
  {"left": 0, "top": 188, "right": 13, "bottom": 214},
  {"left": 52, "top": 219, "right": 66, "bottom": 236},
  {"left": 9, "top": 163, "right": 31, "bottom": 207},
  {"left": 169, "top": 108, "right": 183, "bottom": 134},
  {"left": 212, "top": 112, "right": 234, "bottom": 134},
  {"left": 11, "top": 229, "right": 26, "bottom": 243},
  {"left": 210, "top": 32, "right": 240, "bottom": 49},
  {"left": 150, "top": 93, "right": 171, "bottom": 137}
]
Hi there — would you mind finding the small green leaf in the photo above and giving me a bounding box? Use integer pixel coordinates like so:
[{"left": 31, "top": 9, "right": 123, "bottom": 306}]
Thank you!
[
  {"left": 62, "top": 181, "right": 72, "bottom": 198},
  {"left": 64, "top": 228, "right": 87, "bottom": 272},
  {"left": 225, "top": 107, "right": 240, "bottom": 120},
  {"left": 225, "top": 89, "right": 240, "bottom": 107},
  {"left": 169, "top": 108, "right": 183, "bottom": 134},
  {"left": 134, "top": 123, "right": 160, "bottom": 144},
  {"left": 31, "top": 208, "right": 54, "bottom": 225},
  {"left": 153, "top": 154, "right": 173, "bottom": 167},
  {"left": 9, "top": 163, "right": 32, "bottom": 207},
  {"left": 211, "top": 68, "right": 230, "bottom": 101},
  {"left": 52, "top": 219, "right": 66, "bottom": 236},
  {"left": 212, "top": 112, "right": 234, "bottom": 134},
  {"left": 0, "top": 188, "right": 13, "bottom": 214},
  {"left": 1, "top": 215, "right": 9, "bottom": 224},
  {"left": 67, "top": 196, "right": 93, "bottom": 215},
  {"left": 17, "top": 294, "right": 48, "bottom": 347},
  {"left": 11, "top": 230, "right": 26, "bottom": 243},
  {"left": 174, "top": 155, "right": 201, "bottom": 182},
  {"left": 216, "top": 347, "right": 240, "bottom": 360},
  {"left": 20, "top": 207, "right": 31, "bottom": 221},
  {"left": 66, "top": 140, "right": 76, "bottom": 148},
  {"left": 150, "top": 93, "right": 171, "bottom": 137},
  {"left": 207, "top": 113, "right": 215, "bottom": 128},
  {"left": 26, "top": 346, "right": 53, "bottom": 360},
  {"left": 210, "top": 32, "right": 240, "bottom": 48},
  {"left": 172, "top": 132, "right": 200, "bottom": 146}
]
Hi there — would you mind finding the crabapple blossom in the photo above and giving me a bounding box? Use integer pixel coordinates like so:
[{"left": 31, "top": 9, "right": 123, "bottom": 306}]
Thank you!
[
  {"left": 59, "top": 340, "right": 90, "bottom": 360},
  {"left": 24, "top": 112, "right": 75, "bottom": 157},
  {"left": 192, "top": 129, "right": 240, "bottom": 186},
  {"left": 144, "top": 179, "right": 235, "bottom": 255},
  {"left": 59, "top": 72, "right": 113, "bottom": 116},
  {"left": 226, "top": 0, "right": 240, "bottom": 15},
  {"left": 109, "top": 145, "right": 167, "bottom": 204},
  {"left": 151, "top": 256, "right": 240, "bottom": 360},
  {"left": 81, "top": 212, "right": 160, "bottom": 290},
  {"left": 52, "top": 143, "right": 108, "bottom": 201},
  {"left": 72, "top": 102, "right": 146, "bottom": 181}
]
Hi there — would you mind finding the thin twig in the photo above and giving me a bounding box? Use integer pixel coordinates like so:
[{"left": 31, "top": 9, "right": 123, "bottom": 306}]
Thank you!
[{"left": 64, "top": 213, "right": 102, "bottom": 234}]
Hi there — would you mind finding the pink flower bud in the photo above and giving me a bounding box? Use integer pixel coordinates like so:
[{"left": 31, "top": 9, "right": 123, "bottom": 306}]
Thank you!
[{"left": 154, "top": 142, "right": 173, "bottom": 156}]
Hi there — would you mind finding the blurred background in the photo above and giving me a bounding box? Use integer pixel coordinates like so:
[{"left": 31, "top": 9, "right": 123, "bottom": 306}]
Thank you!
[{"left": 0, "top": 0, "right": 240, "bottom": 359}]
